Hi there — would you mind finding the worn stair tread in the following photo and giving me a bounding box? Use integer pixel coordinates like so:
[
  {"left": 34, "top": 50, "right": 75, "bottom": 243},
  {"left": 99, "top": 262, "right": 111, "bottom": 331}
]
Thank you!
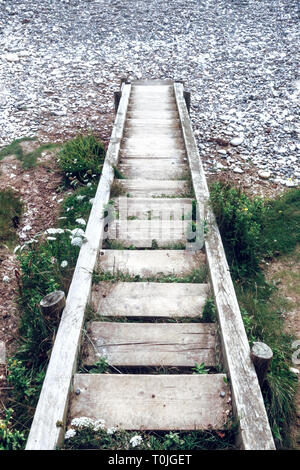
[
  {"left": 119, "top": 161, "right": 188, "bottom": 180},
  {"left": 124, "top": 128, "right": 182, "bottom": 138},
  {"left": 116, "top": 179, "right": 192, "bottom": 197},
  {"left": 125, "top": 118, "right": 180, "bottom": 127},
  {"left": 107, "top": 219, "right": 189, "bottom": 247},
  {"left": 91, "top": 282, "right": 209, "bottom": 318},
  {"left": 113, "top": 197, "right": 194, "bottom": 220},
  {"left": 84, "top": 322, "right": 217, "bottom": 367},
  {"left": 70, "top": 374, "right": 230, "bottom": 430},
  {"left": 98, "top": 249, "right": 205, "bottom": 277}
]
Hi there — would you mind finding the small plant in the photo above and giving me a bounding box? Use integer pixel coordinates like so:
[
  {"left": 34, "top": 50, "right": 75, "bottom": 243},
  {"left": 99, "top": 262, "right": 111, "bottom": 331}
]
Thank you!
[
  {"left": 192, "top": 362, "right": 210, "bottom": 374},
  {"left": 0, "top": 408, "right": 26, "bottom": 450},
  {"left": 88, "top": 357, "right": 110, "bottom": 374},
  {"left": 202, "top": 298, "right": 216, "bottom": 322},
  {"left": 58, "top": 134, "right": 105, "bottom": 186},
  {"left": 0, "top": 189, "right": 23, "bottom": 247}
]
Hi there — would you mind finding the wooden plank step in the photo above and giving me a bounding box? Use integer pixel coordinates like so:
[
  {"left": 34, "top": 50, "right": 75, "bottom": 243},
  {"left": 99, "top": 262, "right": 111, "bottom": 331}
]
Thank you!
[
  {"left": 97, "top": 250, "right": 205, "bottom": 277},
  {"left": 116, "top": 179, "right": 191, "bottom": 198},
  {"left": 119, "top": 160, "right": 188, "bottom": 180},
  {"left": 107, "top": 219, "right": 189, "bottom": 247},
  {"left": 121, "top": 136, "right": 184, "bottom": 150},
  {"left": 91, "top": 282, "right": 209, "bottom": 318},
  {"left": 123, "top": 128, "right": 182, "bottom": 138},
  {"left": 113, "top": 197, "right": 194, "bottom": 220},
  {"left": 127, "top": 111, "right": 179, "bottom": 120},
  {"left": 83, "top": 322, "right": 217, "bottom": 367},
  {"left": 125, "top": 118, "right": 180, "bottom": 128},
  {"left": 70, "top": 374, "right": 230, "bottom": 430},
  {"left": 119, "top": 151, "right": 186, "bottom": 161},
  {"left": 128, "top": 102, "right": 177, "bottom": 110}
]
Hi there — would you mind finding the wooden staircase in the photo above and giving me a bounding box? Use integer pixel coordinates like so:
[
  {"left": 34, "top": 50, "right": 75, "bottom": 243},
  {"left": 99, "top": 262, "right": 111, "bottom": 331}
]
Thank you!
[{"left": 25, "top": 79, "right": 275, "bottom": 450}]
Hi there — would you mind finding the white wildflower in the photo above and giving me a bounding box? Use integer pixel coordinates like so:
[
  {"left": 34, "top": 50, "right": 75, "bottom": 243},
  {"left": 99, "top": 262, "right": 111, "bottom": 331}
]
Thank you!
[
  {"left": 45, "top": 228, "right": 65, "bottom": 235},
  {"left": 75, "top": 218, "right": 86, "bottom": 226},
  {"left": 26, "top": 239, "right": 38, "bottom": 245},
  {"left": 87, "top": 182, "right": 92, "bottom": 187},
  {"left": 94, "top": 419, "right": 106, "bottom": 431},
  {"left": 71, "top": 417, "right": 95, "bottom": 429},
  {"left": 65, "top": 428, "right": 76, "bottom": 440},
  {"left": 76, "top": 195, "right": 86, "bottom": 201},
  {"left": 71, "top": 228, "right": 85, "bottom": 237},
  {"left": 61, "top": 260, "right": 68, "bottom": 268},
  {"left": 71, "top": 237, "right": 83, "bottom": 247},
  {"left": 2, "top": 275, "right": 10, "bottom": 283},
  {"left": 106, "top": 427, "right": 116, "bottom": 435},
  {"left": 129, "top": 435, "right": 143, "bottom": 448}
]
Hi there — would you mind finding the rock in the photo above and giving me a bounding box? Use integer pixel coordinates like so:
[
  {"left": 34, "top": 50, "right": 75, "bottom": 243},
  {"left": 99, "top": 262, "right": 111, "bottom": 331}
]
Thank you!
[
  {"left": 4, "top": 53, "right": 19, "bottom": 62},
  {"left": 233, "top": 167, "right": 244, "bottom": 174},
  {"left": 230, "top": 136, "right": 244, "bottom": 147},
  {"left": 258, "top": 170, "right": 271, "bottom": 179},
  {"left": 0, "top": 341, "right": 6, "bottom": 364}
]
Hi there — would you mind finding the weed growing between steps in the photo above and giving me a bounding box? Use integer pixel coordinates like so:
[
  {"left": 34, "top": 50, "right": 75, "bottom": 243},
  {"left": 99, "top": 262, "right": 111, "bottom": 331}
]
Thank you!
[
  {"left": 209, "top": 182, "right": 300, "bottom": 448},
  {"left": 0, "top": 189, "right": 23, "bottom": 248},
  {"left": 92, "top": 266, "right": 208, "bottom": 284},
  {"left": 3, "top": 134, "right": 105, "bottom": 449},
  {"left": 0, "top": 137, "right": 59, "bottom": 169},
  {"left": 59, "top": 416, "right": 238, "bottom": 450}
]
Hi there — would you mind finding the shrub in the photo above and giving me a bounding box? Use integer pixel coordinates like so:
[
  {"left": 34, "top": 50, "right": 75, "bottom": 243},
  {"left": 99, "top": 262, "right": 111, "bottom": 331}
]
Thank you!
[
  {"left": 57, "top": 134, "right": 105, "bottom": 186},
  {"left": 0, "top": 408, "right": 26, "bottom": 450}
]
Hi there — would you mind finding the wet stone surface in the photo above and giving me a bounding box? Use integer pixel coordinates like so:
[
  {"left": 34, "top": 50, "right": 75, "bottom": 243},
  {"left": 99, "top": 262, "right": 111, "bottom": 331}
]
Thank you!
[{"left": 0, "top": 0, "right": 299, "bottom": 188}]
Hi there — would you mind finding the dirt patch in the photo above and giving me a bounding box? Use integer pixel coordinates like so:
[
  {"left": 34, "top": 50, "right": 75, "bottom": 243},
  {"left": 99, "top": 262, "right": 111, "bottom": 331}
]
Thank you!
[
  {"left": 0, "top": 145, "right": 67, "bottom": 418},
  {"left": 266, "top": 246, "right": 300, "bottom": 448}
]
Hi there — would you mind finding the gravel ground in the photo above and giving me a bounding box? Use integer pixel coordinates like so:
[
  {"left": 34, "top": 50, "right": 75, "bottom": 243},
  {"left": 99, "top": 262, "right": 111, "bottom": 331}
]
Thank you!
[{"left": 0, "top": 0, "right": 299, "bottom": 188}]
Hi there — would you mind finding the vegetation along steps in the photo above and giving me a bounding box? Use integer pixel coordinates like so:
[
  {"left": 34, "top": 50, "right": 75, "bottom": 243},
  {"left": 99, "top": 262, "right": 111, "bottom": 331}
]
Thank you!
[{"left": 25, "top": 79, "right": 276, "bottom": 450}]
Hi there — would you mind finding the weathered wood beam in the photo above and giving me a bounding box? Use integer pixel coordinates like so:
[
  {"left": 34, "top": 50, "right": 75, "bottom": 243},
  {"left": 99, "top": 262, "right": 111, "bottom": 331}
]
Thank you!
[
  {"left": 25, "top": 83, "right": 131, "bottom": 450},
  {"left": 174, "top": 82, "right": 275, "bottom": 450}
]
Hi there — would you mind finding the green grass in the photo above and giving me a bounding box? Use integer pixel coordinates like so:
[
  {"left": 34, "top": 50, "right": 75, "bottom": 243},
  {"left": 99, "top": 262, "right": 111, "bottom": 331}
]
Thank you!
[
  {"left": 0, "top": 137, "right": 59, "bottom": 169},
  {"left": 57, "top": 133, "right": 105, "bottom": 187},
  {"left": 0, "top": 189, "right": 23, "bottom": 248},
  {"left": 209, "top": 183, "right": 300, "bottom": 281}
]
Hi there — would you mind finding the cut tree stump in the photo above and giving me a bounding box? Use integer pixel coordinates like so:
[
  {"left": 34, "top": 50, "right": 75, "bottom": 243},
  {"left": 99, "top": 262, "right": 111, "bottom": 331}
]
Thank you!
[
  {"left": 40, "top": 291, "right": 66, "bottom": 320},
  {"left": 250, "top": 342, "right": 273, "bottom": 387}
]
